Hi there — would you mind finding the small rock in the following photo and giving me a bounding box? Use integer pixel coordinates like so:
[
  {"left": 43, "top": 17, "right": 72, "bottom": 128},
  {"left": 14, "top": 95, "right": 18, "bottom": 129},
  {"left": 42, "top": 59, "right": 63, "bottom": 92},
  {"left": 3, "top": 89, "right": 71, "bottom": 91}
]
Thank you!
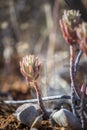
[
  {"left": 14, "top": 103, "right": 42, "bottom": 127},
  {"left": 51, "top": 108, "right": 82, "bottom": 130},
  {"left": 14, "top": 103, "right": 41, "bottom": 114}
]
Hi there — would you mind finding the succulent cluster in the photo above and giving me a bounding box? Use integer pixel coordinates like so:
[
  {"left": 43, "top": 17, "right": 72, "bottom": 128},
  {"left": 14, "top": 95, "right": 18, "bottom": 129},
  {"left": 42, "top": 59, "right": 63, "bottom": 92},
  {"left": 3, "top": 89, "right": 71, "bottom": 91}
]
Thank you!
[
  {"left": 18, "top": 9, "right": 87, "bottom": 129},
  {"left": 60, "top": 10, "right": 87, "bottom": 128}
]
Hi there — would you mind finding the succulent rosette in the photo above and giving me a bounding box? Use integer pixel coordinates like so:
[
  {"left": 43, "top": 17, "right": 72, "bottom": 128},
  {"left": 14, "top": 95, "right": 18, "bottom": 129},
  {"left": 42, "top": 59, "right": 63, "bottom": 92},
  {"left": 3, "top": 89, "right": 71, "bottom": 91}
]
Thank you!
[
  {"left": 20, "top": 55, "right": 41, "bottom": 81},
  {"left": 59, "top": 10, "right": 82, "bottom": 45},
  {"left": 76, "top": 22, "right": 87, "bottom": 55}
]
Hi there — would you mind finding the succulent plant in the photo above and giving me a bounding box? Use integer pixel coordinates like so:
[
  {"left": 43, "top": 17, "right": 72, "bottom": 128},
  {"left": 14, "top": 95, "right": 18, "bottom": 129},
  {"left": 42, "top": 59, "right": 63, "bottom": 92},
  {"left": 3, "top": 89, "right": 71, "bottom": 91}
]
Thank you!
[
  {"left": 59, "top": 10, "right": 82, "bottom": 45},
  {"left": 76, "top": 22, "right": 87, "bottom": 55},
  {"left": 59, "top": 10, "right": 83, "bottom": 117},
  {"left": 20, "top": 55, "right": 49, "bottom": 119},
  {"left": 59, "top": 10, "right": 87, "bottom": 128},
  {"left": 20, "top": 55, "right": 41, "bottom": 82}
]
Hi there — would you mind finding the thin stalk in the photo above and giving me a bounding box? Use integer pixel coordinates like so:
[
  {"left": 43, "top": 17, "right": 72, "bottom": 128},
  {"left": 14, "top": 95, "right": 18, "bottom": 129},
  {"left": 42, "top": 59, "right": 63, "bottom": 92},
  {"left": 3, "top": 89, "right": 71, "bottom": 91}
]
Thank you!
[
  {"left": 70, "top": 45, "right": 77, "bottom": 116},
  {"left": 79, "top": 97, "right": 84, "bottom": 128},
  {"left": 74, "top": 50, "right": 83, "bottom": 73},
  {"left": 71, "top": 49, "right": 87, "bottom": 104},
  {"left": 80, "top": 75, "right": 87, "bottom": 128},
  {"left": 32, "top": 81, "right": 49, "bottom": 119},
  {"left": 70, "top": 46, "right": 82, "bottom": 98}
]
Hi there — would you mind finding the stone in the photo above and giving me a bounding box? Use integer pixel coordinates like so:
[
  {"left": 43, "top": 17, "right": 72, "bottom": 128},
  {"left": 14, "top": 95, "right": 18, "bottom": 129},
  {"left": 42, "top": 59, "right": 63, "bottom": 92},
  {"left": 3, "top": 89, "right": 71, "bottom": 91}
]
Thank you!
[
  {"left": 51, "top": 108, "right": 82, "bottom": 130},
  {"left": 14, "top": 103, "right": 42, "bottom": 127},
  {"left": 31, "top": 114, "right": 43, "bottom": 128}
]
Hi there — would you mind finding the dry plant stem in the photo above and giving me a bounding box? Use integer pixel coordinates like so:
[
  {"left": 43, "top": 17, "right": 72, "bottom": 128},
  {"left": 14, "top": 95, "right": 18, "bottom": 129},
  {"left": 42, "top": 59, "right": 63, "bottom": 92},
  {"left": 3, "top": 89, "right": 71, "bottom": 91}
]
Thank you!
[
  {"left": 32, "top": 81, "right": 49, "bottom": 119},
  {"left": 74, "top": 50, "right": 83, "bottom": 73},
  {"left": 70, "top": 45, "right": 77, "bottom": 116}
]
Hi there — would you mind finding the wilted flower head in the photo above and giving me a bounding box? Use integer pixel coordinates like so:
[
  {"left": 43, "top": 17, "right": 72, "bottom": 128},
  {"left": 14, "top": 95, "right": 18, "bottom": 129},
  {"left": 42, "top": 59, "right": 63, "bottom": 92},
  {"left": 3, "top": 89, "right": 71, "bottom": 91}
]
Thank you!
[
  {"left": 76, "top": 22, "right": 87, "bottom": 55},
  {"left": 20, "top": 55, "right": 41, "bottom": 81},
  {"left": 59, "top": 10, "right": 82, "bottom": 45}
]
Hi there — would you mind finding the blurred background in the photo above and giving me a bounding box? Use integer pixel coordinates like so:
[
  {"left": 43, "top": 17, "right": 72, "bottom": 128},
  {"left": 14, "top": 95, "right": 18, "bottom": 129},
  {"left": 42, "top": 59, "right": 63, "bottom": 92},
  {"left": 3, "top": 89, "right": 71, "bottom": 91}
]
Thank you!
[{"left": 0, "top": 0, "right": 87, "bottom": 101}]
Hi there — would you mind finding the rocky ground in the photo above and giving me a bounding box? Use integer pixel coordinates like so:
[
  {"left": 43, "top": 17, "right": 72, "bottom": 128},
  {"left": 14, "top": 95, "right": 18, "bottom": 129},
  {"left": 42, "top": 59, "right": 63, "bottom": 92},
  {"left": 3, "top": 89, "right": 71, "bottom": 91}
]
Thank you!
[{"left": 0, "top": 73, "right": 71, "bottom": 130}]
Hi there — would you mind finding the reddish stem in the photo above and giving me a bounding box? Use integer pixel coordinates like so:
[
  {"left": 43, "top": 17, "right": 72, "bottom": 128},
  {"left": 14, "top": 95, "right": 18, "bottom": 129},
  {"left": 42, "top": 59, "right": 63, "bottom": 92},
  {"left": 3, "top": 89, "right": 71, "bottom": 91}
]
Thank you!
[
  {"left": 32, "top": 81, "right": 49, "bottom": 119},
  {"left": 70, "top": 45, "right": 87, "bottom": 117}
]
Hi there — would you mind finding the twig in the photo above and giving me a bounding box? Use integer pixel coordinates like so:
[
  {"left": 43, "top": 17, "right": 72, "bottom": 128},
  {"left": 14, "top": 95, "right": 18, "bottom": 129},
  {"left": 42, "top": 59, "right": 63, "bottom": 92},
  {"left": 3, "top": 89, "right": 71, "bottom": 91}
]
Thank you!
[{"left": 0, "top": 95, "right": 71, "bottom": 104}]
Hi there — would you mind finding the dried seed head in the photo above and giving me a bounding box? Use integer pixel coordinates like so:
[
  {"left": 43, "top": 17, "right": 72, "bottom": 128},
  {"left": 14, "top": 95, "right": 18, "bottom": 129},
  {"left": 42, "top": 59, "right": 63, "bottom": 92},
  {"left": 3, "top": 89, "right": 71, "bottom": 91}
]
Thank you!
[
  {"left": 59, "top": 10, "right": 82, "bottom": 45},
  {"left": 20, "top": 55, "right": 41, "bottom": 82}
]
